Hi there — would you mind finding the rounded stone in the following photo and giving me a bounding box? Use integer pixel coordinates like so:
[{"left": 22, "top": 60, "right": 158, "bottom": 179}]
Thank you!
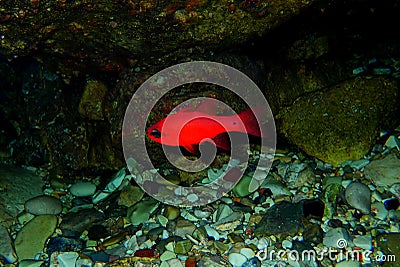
[
  {"left": 70, "top": 182, "right": 97, "bottom": 197},
  {"left": 24, "top": 195, "right": 62, "bottom": 215},
  {"left": 345, "top": 182, "right": 371, "bottom": 214},
  {"left": 228, "top": 252, "right": 247, "bottom": 266}
]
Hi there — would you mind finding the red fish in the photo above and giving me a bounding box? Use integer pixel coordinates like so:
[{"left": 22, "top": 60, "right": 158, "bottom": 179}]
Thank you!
[{"left": 147, "top": 99, "right": 264, "bottom": 154}]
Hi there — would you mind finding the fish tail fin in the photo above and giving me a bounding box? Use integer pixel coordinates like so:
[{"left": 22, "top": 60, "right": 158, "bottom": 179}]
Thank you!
[{"left": 238, "top": 107, "right": 265, "bottom": 138}]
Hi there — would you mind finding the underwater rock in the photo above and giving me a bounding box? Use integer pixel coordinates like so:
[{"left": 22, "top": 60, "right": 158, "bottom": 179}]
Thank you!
[
  {"left": 127, "top": 198, "right": 159, "bottom": 226},
  {"left": 24, "top": 195, "right": 62, "bottom": 215},
  {"left": 0, "top": 226, "right": 17, "bottom": 263},
  {"left": 376, "top": 233, "right": 400, "bottom": 267},
  {"left": 278, "top": 76, "right": 399, "bottom": 166},
  {"left": 0, "top": 165, "right": 44, "bottom": 227},
  {"left": 60, "top": 208, "right": 105, "bottom": 237},
  {"left": 70, "top": 181, "right": 97, "bottom": 197},
  {"left": 344, "top": 182, "right": 371, "bottom": 214},
  {"left": 228, "top": 252, "right": 247, "bottom": 267},
  {"left": 323, "top": 227, "right": 351, "bottom": 249},
  {"left": 15, "top": 215, "right": 57, "bottom": 260},
  {"left": 254, "top": 201, "right": 304, "bottom": 237},
  {"left": 78, "top": 80, "right": 107, "bottom": 120},
  {"left": 365, "top": 152, "right": 400, "bottom": 187},
  {"left": 46, "top": 237, "right": 84, "bottom": 256}
]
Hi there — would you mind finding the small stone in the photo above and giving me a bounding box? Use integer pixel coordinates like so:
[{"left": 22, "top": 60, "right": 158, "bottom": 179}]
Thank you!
[
  {"left": 15, "top": 215, "right": 57, "bottom": 260},
  {"left": 344, "top": 182, "right": 371, "bottom": 214},
  {"left": 118, "top": 185, "right": 145, "bottom": 207},
  {"left": 56, "top": 251, "right": 79, "bottom": 267},
  {"left": 174, "top": 219, "right": 196, "bottom": 238},
  {"left": 0, "top": 226, "right": 17, "bottom": 263},
  {"left": 365, "top": 153, "right": 400, "bottom": 187},
  {"left": 160, "top": 250, "right": 176, "bottom": 261},
  {"left": 60, "top": 208, "right": 105, "bottom": 237},
  {"left": 372, "top": 202, "right": 389, "bottom": 221},
  {"left": 197, "top": 255, "right": 229, "bottom": 267},
  {"left": 174, "top": 239, "right": 193, "bottom": 254},
  {"left": 24, "top": 195, "right": 62, "bottom": 215},
  {"left": 228, "top": 252, "right": 247, "bottom": 266},
  {"left": 70, "top": 181, "right": 97, "bottom": 197},
  {"left": 232, "top": 175, "right": 254, "bottom": 197},
  {"left": 282, "top": 240, "right": 292, "bottom": 249},
  {"left": 127, "top": 198, "right": 159, "bottom": 226},
  {"left": 240, "top": 247, "right": 255, "bottom": 259},
  {"left": 242, "top": 257, "right": 261, "bottom": 267},
  {"left": 187, "top": 193, "right": 199, "bottom": 203},
  {"left": 163, "top": 206, "right": 180, "bottom": 221},
  {"left": 323, "top": 228, "right": 351, "bottom": 249},
  {"left": 46, "top": 237, "right": 84, "bottom": 256},
  {"left": 350, "top": 159, "right": 370, "bottom": 170},
  {"left": 384, "top": 198, "right": 400, "bottom": 210},
  {"left": 353, "top": 235, "right": 372, "bottom": 250},
  {"left": 254, "top": 201, "right": 303, "bottom": 237},
  {"left": 167, "top": 258, "right": 183, "bottom": 267}
]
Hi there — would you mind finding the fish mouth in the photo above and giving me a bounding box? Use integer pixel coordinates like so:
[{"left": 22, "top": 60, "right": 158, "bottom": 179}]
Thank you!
[{"left": 149, "top": 128, "right": 161, "bottom": 139}]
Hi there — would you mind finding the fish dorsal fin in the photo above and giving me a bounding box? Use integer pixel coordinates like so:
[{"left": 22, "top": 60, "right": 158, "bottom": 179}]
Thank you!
[{"left": 195, "top": 98, "right": 229, "bottom": 115}]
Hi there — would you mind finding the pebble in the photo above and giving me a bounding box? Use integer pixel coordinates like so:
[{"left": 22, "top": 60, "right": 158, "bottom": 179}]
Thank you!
[
  {"left": 118, "top": 185, "right": 145, "bottom": 207},
  {"left": 15, "top": 215, "right": 57, "bottom": 260},
  {"left": 24, "top": 195, "right": 62, "bottom": 215},
  {"left": 0, "top": 226, "right": 17, "bottom": 263},
  {"left": 344, "top": 182, "right": 371, "bottom": 214},
  {"left": 335, "top": 260, "right": 361, "bottom": 267},
  {"left": 70, "top": 181, "right": 97, "bottom": 197},
  {"left": 46, "top": 237, "right": 83, "bottom": 256},
  {"left": 323, "top": 228, "right": 351, "bottom": 249},
  {"left": 167, "top": 258, "right": 183, "bottom": 267},
  {"left": 55, "top": 251, "right": 79, "bottom": 267},
  {"left": 240, "top": 247, "right": 255, "bottom": 259},
  {"left": 364, "top": 153, "right": 400, "bottom": 187},
  {"left": 174, "top": 219, "right": 196, "bottom": 238},
  {"left": 160, "top": 250, "right": 176, "bottom": 261},
  {"left": 384, "top": 198, "right": 400, "bottom": 210},
  {"left": 60, "top": 208, "right": 105, "bottom": 237},
  {"left": 353, "top": 235, "right": 372, "bottom": 250},
  {"left": 372, "top": 202, "right": 388, "bottom": 220},
  {"left": 127, "top": 198, "right": 159, "bottom": 225},
  {"left": 228, "top": 252, "right": 247, "bottom": 266},
  {"left": 232, "top": 174, "right": 253, "bottom": 197},
  {"left": 163, "top": 205, "right": 180, "bottom": 220}
]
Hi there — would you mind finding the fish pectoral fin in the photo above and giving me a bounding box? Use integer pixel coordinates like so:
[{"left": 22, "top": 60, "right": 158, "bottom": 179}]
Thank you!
[
  {"left": 183, "top": 144, "right": 199, "bottom": 154},
  {"left": 212, "top": 133, "right": 231, "bottom": 151}
]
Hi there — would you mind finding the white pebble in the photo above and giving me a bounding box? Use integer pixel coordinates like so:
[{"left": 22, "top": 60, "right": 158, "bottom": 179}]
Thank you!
[
  {"left": 228, "top": 252, "right": 247, "bottom": 267},
  {"left": 240, "top": 247, "right": 255, "bottom": 259}
]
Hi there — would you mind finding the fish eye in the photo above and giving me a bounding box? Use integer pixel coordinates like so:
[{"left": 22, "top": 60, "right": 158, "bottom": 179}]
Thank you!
[{"left": 150, "top": 129, "right": 161, "bottom": 138}]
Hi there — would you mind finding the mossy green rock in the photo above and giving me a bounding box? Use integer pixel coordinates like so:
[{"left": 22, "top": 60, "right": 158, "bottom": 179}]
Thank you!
[
  {"left": 15, "top": 215, "right": 57, "bottom": 260},
  {"left": 376, "top": 233, "right": 400, "bottom": 267},
  {"left": 278, "top": 77, "right": 399, "bottom": 166}
]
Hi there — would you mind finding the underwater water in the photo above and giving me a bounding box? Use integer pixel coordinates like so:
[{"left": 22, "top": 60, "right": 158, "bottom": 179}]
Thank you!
[{"left": 1, "top": 1, "right": 400, "bottom": 266}]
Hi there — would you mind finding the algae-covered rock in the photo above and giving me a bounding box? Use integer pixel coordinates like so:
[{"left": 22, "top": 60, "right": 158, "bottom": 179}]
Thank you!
[
  {"left": 0, "top": 0, "right": 316, "bottom": 74},
  {"left": 278, "top": 76, "right": 399, "bottom": 166},
  {"left": 14, "top": 215, "right": 57, "bottom": 260}
]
